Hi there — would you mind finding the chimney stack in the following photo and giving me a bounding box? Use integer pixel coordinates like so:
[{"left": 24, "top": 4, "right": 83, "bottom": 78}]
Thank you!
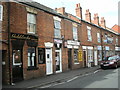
[
  {"left": 75, "top": 3, "right": 82, "bottom": 19},
  {"left": 100, "top": 17, "right": 106, "bottom": 28},
  {"left": 93, "top": 13, "right": 99, "bottom": 25},
  {"left": 55, "top": 7, "right": 65, "bottom": 15},
  {"left": 85, "top": 9, "right": 91, "bottom": 22}
]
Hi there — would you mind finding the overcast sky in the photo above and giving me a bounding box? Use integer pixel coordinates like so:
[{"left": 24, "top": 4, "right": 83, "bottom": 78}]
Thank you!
[{"left": 33, "top": 0, "right": 119, "bottom": 28}]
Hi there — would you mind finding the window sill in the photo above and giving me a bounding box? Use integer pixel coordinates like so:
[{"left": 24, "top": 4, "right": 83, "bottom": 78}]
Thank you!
[{"left": 27, "top": 67, "right": 39, "bottom": 71}]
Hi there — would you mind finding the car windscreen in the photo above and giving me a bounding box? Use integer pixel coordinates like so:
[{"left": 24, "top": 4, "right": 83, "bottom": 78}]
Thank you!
[
  {"left": 108, "top": 56, "right": 118, "bottom": 60},
  {"left": 103, "top": 57, "right": 109, "bottom": 60}
]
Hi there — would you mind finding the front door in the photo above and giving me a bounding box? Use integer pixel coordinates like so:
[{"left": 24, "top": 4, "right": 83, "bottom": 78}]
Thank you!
[
  {"left": 55, "top": 49, "right": 62, "bottom": 73},
  {"left": 12, "top": 49, "right": 23, "bottom": 82},
  {"left": 94, "top": 50, "right": 98, "bottom": 66},
  {"left": 46, "top": 48, "right": 53, "bottom": 75},
  {"left": 68, "top": 49, "right": 72, "bottom": 69},
  {"left": 83, "top": 50, "right": 87, "bottom": 67}
]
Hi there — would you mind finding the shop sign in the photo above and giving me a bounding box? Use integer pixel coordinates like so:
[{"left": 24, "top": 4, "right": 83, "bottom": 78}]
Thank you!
[
  {"left": 54, "top": 39, "right": 62, "bottom": 44},
  {"left": 67, "top": 40, "right": 80, "bottom": 46},
  {"left": 78, "top": 50, "right": 83, "bottom": 61},
  {"left": 45, "top": 42, "right": 53, "bottom": 48},
  {"left": 73, "top": 46, "right": 79, "bottom": 49},
  {"left": 67, "top": 45, "right": 72, "bottom": 48},
  {"left": 11, "top": 33, "right": 38, "bottom": 41},
  {"left": 115, "top": 47, "right": 120, "bottom": 51}
]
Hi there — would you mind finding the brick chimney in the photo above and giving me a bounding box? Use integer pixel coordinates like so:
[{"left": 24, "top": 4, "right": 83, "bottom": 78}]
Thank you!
[
  {"left": 93, "top": 13, "right": 99, "bottom": 25},
  {"left": 85, "top": 9, "right": 91, "bottom": 22},
  {"left": 75, "top": 3, "right": 82, "bottom": 19},
  {"left": 55, "top": 7, "right": 65, "bottom": 15},
  {"left": 100, "top": 17, "right": 106, "bottom": 28}
]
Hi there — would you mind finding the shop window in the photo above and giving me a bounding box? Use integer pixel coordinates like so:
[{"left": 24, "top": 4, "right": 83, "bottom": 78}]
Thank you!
[
  {"left": 73, "top": 26, "right": 78, "bottom": 40},
  {"left": 0, "top": 5, "right": 3, "bottom": 21},
  {"left": 27, "top": 13, "right": 36, "bottom": 34},
  {"left": 54, "top": 20, "right": 61, "bottom": 38},
  {"left": 74, "top": 49, "right": 79, "bottom": 64},
  {"left": 38, "top": 48, "right": 45, "bottom": 64},
  {"left": 28, "top": 47, "right": 36, "bottom": 67},
  {"left": 88, "top": 50, "right": 93, "bottom": 62}
]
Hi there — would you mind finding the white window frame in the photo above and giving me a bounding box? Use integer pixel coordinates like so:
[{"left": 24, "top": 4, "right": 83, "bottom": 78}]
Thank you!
[
  {"left": 87, "top": 26, "right": 92, "bottom": 41},
  {"left": 27, "top": 13, "right": 36, "bottom": 34},
  {"left": 54, "top": 19, "right": 61, "bottom": 38},
  {"left": 116, "top": 37, "right": 118, "bottom": 45},
  {"left": 73, "top": 26, "right": 78, "bottom": 41},
  {"left": 0, "top": 5, "right": 3, "bottom": 21}
]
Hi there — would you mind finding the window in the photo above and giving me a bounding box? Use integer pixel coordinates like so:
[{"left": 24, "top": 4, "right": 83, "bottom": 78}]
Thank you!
[
  {"left": 87, "top": 26, "right": 92, "bottom": 41},
  {"left": 38, "top": 48, "right": 45, "bottom": 64},
  {"left": 0, "top": 5, "right": 3, "bottom": 21},
  {"left": 74, "top": 49, "right": 79, "bottom": 64},
  {"left": 27, "top": 13, "right": 36, "bottom": 34},
  {"left": 28, "top": 47, "right": 36, "bottom": 67},
  {"left": 88, "top": 50, "right": 93, "bottom": 62},
  {"left": 116, "top": 38, "right": 118, "bottom": 45},
  {"left": 54, "top": 20, "right": 61, "bottom": 38},
  {"left": 97, "top": 33, "right": 101, "bottom": 43},
  {"left": 73, "top": 26, "right": 78, "bottom": 40}
]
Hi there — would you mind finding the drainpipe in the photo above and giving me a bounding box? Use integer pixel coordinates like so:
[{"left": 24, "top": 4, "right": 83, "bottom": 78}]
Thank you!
[
  {"left": 7, "top": 1, "right": 12, "bottom": 85},
  {"left": 100, "top": 29, "right": 103, "bottom": 61}
]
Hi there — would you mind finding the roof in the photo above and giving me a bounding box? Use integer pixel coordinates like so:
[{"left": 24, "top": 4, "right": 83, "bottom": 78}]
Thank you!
[{"left": 13, "top": 0, "right": 81, "bottom": 25}]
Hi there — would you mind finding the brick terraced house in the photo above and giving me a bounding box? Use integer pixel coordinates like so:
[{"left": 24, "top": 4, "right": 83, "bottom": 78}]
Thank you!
[{"left": 1, "top": 1, "right": 120, "bottom": 84}]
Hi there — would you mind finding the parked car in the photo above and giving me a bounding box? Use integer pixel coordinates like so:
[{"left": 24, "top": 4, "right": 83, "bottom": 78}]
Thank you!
[{"left": 100, "top": 55, "right": 120, "bottom": 69}]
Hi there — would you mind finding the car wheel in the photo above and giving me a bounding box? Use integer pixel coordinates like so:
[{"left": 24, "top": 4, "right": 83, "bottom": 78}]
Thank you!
[{"left": 114, "top": 64, "right": 117, "bottom": 69}]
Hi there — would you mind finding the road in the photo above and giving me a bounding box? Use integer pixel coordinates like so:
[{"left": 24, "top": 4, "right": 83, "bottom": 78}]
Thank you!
[{"left": 40, "top": 67, "right": 120, "bottom": 88}]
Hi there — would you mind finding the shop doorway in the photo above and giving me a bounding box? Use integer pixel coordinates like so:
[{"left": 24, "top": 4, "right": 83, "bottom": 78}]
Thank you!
[
  {"left": 2, "top": 50, "right": 7, "bottom": 84},
  {"left": 46, "top": 48, "right": 53, "bottom": 75},
  {"left": 68, "top": 49, "right": 72, "bottom": 69},
  {"left": 94, "top": 50, "right": 98, "bottom": 66},
  {"left": 55, "top": 49, "right": 62, "bottom": 73},
  {"left": 12, "top": 49, "right": 23, "bottom": 82},
  {"left": 83, "top": 50, "right": 87, "bottom": 67}
]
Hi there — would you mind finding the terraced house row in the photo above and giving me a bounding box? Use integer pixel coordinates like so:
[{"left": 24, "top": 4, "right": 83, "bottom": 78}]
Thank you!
[{"left": 1, "top": 1, "right": 120, "bottom": 84}]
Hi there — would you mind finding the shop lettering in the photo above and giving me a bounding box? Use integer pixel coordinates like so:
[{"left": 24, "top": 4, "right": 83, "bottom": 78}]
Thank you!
[{"left": 12, "top": 34, "right": 30, "bottom": 39}]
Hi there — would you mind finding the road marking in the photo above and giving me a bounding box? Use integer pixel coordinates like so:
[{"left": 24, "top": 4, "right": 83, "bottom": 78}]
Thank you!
[{"left": 67, "top": 76, "right": 79, "bottom": 82}]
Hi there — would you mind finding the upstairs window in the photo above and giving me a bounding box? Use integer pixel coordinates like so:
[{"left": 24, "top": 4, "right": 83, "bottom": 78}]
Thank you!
[
  {"left": 116, "top": 37, "right": 118, "bottom": 45},
  {"left": 97, "top": 33, "right": 101, "bottom": 43},
  {"left": 73, "top": 26, "right": 78, "bottom": 40},
  {"left": 54, "top": 20, "right": 61, "bottom": 38},
  {"left": 0, "top": 5, "right": 3, "bottom": 21},
  {"left": 87, "top": 26, "right": 92, "bottom": 41},
  {"left": 27, "top": 13, "right": 36, "bottom": 34}
]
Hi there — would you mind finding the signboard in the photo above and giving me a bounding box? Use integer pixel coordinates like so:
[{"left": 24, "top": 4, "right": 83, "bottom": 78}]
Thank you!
[
  {"left": 11, "top": 33, "right": 38, "bottom": 41},
  {"left": 78, "top": 50, "right": 83, "bottom": 61}
]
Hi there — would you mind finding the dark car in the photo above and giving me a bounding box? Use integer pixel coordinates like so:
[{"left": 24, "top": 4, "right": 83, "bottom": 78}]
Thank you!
[{"left": 100, "top": 55, "right": 120, "bottom": 69}]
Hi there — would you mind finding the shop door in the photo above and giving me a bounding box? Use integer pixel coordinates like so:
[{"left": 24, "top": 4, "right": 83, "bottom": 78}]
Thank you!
[
  {"left": 2, "top": 50, "right": 6, "bottom": 84},
  {"left": 83, "top": 50, "right": 87, "bottom": 67},
  {"left": 68, "top": 49, "right": 72, "bottom": 69},
  {"left": 12, "top": 49, "right": 23, "bottom": 82},
  {"left": 55, "top": 49, "right": 62, "bottom": 73},
  {"left": 94, "top": 50, "right": 98, "bottom": 66},
  {"left": 46, "top": 48, "right": 53, "bottom": 75}
]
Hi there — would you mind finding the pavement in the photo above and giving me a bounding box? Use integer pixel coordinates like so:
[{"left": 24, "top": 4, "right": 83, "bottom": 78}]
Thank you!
[{"left": 2, "top": 66, "right": 100, "bottom": 89}]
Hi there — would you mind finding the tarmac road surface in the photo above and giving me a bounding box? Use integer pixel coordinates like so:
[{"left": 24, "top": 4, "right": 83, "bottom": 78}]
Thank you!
[{"left": 40, "top": 67, "right": 120, "bottom": 88}]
